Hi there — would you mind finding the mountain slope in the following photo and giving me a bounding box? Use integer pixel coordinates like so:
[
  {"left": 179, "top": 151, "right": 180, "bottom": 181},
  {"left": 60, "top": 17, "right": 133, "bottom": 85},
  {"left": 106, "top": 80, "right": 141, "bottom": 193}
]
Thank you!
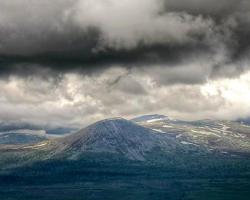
[
  {"left": 1, "top": 118, "right": 250, "bottom": 200},
  {"left": 0, "top": 132, "right": 47, "bottom": 145},
  {"left": 134, "top": 115, "right": 250, "bottom": 156},
  {"left": 1, "top": 116, "right": 250, "bottom": 171},
  {"left": 52, "top": 118, "right": 183, "bottom": 161}
]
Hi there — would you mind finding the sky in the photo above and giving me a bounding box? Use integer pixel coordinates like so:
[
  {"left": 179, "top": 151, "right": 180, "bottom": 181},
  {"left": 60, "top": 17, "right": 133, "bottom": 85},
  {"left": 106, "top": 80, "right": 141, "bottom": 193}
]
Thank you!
[{"left": 1, "top": 0, "right": 250, "bottom": 128}]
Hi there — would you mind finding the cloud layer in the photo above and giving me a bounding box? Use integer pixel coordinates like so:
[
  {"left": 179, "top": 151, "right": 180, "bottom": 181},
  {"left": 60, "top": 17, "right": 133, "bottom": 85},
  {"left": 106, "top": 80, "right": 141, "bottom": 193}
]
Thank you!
[
  {"left": 0, "top": 0, "right": 250, "bottom": 127},
  {"left": 1, "top": 67, "right": 250, "bottom": 128},
  {"left": 0, "top": 0, "right": 250, "bottom": 77}
]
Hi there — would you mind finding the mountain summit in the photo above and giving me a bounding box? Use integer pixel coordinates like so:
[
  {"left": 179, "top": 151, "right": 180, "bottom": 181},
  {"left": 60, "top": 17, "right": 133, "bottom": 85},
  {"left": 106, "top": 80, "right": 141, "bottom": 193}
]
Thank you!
[{"left": 54, "top": 118, "right": 174, "bottom": 161}]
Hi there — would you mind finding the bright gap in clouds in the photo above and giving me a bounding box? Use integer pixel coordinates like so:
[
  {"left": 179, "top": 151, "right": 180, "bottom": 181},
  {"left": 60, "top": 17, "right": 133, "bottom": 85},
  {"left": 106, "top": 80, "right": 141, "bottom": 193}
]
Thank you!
[{"left": 201, "top": 71, "right": 250, "bottom": 120}]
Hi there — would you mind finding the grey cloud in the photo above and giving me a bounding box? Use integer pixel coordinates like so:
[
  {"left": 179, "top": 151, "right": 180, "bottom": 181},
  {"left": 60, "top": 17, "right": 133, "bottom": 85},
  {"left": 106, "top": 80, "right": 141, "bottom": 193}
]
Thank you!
[
  {"left": 1, "top": 0, "right": 249, "bottom": 82},
  {"left": 115, "top": 76, "right": 147, "bottom": 95},
  {"left": 108, "top": 74, "right": 147, "bottom": 95},
  {"left": 1, "top": 0, "right": 250, "bottom": 127},
  {"left": 1, "top": 68, "right": 250, "bottom": 128},
  {"left": 163, "top": 0, "right": 239, "bottom": 16}
]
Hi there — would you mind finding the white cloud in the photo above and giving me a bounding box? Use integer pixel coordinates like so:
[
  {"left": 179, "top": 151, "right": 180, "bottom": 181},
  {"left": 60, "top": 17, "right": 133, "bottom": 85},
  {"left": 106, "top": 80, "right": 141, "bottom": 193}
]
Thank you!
[
  {"left": 0, "top": 67, "right": 250, "bottom": 128},
  {"left": 0, "top": 0, "right": 222, "bottom": 53},
  {"left": 71, "top": 0, "right": 215, "bottom": 49}
]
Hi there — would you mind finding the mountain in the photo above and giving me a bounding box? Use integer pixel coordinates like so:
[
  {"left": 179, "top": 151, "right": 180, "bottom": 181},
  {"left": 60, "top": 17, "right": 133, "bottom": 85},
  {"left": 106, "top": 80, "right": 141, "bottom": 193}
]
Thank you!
[
  {"left": 0, "top": 132, "right": 47, "bottom": 145},
  {"left": 236, "top": 117, "right": 250, "bottom": 125},
  {"left": 1, "top": 116, "right": 250, "bottom": 165},
  {"left": 52, "top": 118, "right": 184, "bottom": 161},
  {"left": 45, "top": 127, "right": 77, "bottom": 135},
  {"left": 135, "top": 115, "right": 250, "bottom": 156},
  {"left": 1, "top": 117, "right": 250, "bottom": 200},
  {"left": 0, "top": 122, "right": 77, "bottom": 137}
]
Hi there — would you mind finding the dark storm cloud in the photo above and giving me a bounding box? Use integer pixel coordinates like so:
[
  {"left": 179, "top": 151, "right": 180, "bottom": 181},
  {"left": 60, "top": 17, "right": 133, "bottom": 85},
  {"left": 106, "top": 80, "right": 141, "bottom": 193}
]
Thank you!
[
  {"left": 163, "top": 0, "right": 239, "bottom": 17},
  {"left": 0, "top": 44, "right": 208, "bottom": 72},
  {"left": 163, "top": 0, "right": 250, "bottom": 59},
  {"left": 0, "top": 0, "right": 250, "bottom": 79}
]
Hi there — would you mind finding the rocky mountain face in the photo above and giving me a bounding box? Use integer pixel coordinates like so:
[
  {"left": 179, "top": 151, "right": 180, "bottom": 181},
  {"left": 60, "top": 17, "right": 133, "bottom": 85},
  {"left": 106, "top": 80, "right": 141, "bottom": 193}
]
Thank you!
[{"left": 52, "top": 118, "right": 185, "bottom": 161}]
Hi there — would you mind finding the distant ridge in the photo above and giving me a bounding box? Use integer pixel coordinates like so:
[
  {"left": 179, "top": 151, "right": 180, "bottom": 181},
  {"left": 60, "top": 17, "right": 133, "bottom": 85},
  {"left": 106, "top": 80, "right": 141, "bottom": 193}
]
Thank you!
[{"left": 0, "top": 132, "right": 47, "bottom": 145}]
